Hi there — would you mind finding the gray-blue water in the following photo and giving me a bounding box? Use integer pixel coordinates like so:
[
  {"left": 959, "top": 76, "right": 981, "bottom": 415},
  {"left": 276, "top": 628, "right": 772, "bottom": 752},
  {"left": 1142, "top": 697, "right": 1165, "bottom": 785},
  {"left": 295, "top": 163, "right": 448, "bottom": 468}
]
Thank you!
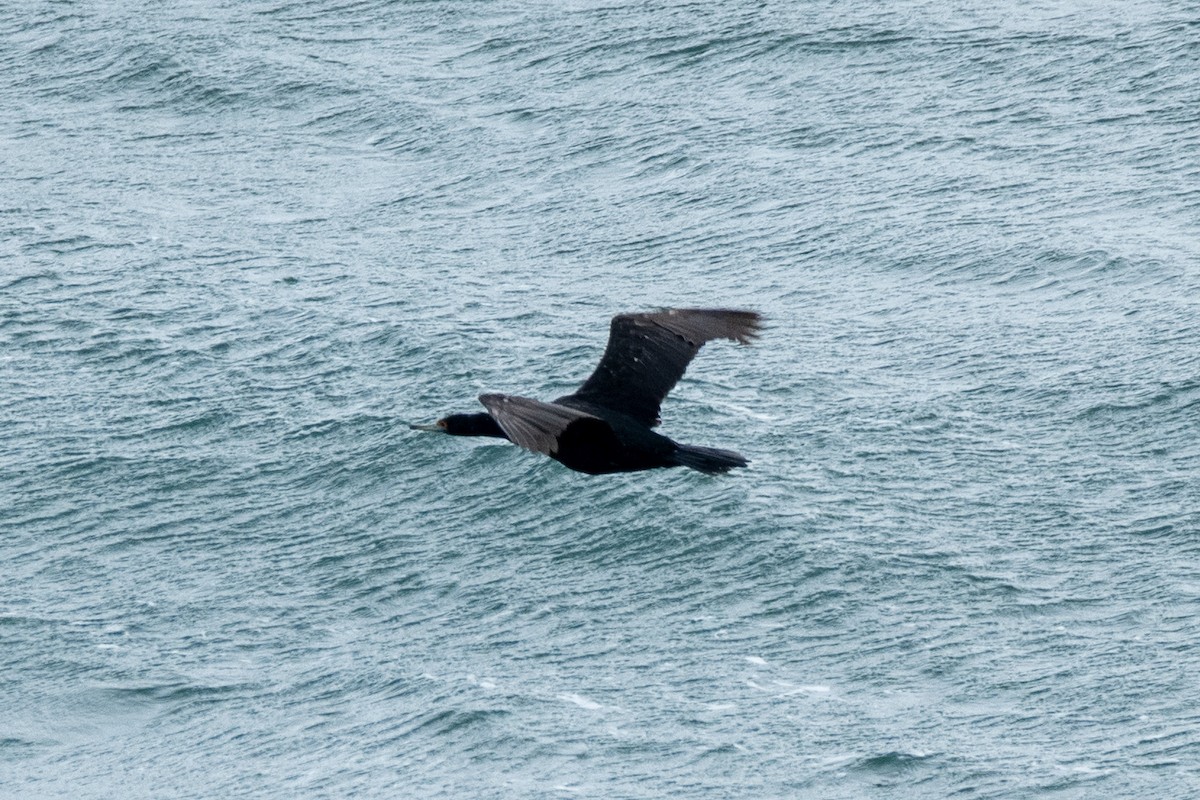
[{"left": 3, "top": 1, "right": 1199, "bottom": 797}]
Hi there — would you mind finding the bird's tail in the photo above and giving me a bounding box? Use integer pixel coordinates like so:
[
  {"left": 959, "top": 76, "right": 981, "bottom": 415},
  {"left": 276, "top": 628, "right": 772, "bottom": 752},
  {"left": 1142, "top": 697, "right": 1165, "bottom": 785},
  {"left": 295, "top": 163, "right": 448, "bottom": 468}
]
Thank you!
[{"left": 673, "top": 443, "right": 749, "bottom": 474}]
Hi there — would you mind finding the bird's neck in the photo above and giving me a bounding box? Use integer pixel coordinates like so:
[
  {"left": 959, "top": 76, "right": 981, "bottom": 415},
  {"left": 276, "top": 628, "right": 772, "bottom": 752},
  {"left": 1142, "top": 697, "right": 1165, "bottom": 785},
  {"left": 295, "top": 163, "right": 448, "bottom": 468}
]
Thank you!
[{"left": 457, "top": 413, "right": 509, "bottom": 439}]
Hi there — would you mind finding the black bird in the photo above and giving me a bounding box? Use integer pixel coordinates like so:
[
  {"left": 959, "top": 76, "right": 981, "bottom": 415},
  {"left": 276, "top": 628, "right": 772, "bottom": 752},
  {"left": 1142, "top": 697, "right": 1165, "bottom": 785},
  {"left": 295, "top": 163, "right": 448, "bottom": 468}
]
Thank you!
[{"left": 411, "top": 308, "right": 763, "bottom": 475}]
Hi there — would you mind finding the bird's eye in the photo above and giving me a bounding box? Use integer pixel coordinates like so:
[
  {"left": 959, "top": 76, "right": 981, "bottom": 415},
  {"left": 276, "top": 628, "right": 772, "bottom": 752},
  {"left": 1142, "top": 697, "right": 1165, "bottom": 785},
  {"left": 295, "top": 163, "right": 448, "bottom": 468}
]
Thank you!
[{"left": 437, "top": 419, "right": 448, "bottom": 429}]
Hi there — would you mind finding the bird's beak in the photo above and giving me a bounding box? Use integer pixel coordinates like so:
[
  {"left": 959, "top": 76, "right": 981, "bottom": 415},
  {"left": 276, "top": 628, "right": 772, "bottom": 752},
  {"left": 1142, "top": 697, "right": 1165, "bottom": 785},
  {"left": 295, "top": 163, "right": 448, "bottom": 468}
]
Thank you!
[{"left": 409, "top": 422, "right": 443, "bottom": 432}]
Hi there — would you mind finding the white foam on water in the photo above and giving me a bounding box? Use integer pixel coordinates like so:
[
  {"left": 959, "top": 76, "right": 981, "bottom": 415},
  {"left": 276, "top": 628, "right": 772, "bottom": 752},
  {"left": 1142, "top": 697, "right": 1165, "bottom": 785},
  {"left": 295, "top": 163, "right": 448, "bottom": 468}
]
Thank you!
[{"left": 558, "top": 693, "right": 603, "bottom": 711}]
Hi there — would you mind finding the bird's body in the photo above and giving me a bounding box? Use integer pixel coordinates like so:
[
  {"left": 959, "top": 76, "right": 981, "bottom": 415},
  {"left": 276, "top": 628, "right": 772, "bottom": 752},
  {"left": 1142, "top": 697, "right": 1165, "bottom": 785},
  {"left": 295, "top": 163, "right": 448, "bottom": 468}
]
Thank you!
[
  {"left": 516, "top": 398, "right": 677, "bottom": 475},
  {"left": 412, "top": 308, "right": 762, "bottom": 475}
]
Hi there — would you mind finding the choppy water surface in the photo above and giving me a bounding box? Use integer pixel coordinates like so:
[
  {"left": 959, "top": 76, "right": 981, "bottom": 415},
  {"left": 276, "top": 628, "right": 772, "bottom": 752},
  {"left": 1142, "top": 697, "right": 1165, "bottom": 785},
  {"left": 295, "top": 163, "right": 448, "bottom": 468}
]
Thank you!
[{"left": 3, "top": 1, "right": 1199, "bottom": 797}]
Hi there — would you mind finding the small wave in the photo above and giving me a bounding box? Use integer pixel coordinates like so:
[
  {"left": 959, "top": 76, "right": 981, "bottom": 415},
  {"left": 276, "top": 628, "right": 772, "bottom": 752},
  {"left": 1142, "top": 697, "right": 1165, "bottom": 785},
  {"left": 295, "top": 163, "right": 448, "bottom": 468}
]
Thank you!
[
  {"left": 407, "top": 707, "right": 511, "bottom": 737},
  {"left": 851, "top": 750, "right": 937, "bottom": 775},
  {"left": 2, "top": 271, "right": 60, "bottom": 290},
  {"left": 21, "top": 234, "right": 131, "bottom": 256}
]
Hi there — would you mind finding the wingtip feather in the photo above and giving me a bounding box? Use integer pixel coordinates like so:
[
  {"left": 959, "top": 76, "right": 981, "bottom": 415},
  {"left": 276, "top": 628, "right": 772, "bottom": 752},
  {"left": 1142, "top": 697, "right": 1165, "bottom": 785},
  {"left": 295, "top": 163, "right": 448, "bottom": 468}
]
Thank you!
[{"left": 652, "top": 307, "right": 764, "bottom": 345}]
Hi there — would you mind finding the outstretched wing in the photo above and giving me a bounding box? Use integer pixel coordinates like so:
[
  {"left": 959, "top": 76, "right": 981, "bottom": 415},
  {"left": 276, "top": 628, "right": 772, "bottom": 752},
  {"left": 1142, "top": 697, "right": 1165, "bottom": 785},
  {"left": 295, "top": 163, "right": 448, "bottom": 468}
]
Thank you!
[
  {"left": 559, "top": 308, "right": 762, "bottom": 427},
  {"left": 479, "top": 393, "right": 600, "bottom": 456}
]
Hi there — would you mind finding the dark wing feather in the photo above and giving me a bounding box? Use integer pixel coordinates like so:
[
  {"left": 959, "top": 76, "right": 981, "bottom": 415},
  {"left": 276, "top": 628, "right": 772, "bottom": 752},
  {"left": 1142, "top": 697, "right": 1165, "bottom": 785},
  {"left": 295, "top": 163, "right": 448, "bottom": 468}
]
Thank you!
[
  {"left": 479, "top": 393, "right": 600, "bottom": 456},
  {"left": 559, "top": 308, "right": 762, "bottom": 427}
]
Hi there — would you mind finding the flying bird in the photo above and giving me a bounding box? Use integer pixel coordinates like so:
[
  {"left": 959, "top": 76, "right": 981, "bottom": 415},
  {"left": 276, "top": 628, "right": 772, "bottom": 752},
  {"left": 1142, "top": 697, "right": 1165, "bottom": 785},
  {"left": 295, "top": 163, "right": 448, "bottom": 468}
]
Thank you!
[{"left": 411, "top": 308, "right": 762, "bottom": 475}]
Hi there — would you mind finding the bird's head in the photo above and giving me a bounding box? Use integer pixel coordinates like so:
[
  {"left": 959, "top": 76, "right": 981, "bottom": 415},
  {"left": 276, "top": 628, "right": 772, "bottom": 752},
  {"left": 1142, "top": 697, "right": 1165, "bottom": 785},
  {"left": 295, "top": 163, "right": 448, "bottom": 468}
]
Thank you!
[
  {"left": 409, "top": 418, "right": 447, "bottom": 432},
  {"left": 410, "top": 412, "right": 506, "bottom": 438}
]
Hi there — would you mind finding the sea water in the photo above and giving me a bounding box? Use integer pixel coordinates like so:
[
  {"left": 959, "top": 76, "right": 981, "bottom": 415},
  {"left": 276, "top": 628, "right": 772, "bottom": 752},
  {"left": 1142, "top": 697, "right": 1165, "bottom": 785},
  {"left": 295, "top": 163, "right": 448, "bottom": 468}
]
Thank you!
[{"left": 3, "top": 1, "right": 1198, "bottom": 797}]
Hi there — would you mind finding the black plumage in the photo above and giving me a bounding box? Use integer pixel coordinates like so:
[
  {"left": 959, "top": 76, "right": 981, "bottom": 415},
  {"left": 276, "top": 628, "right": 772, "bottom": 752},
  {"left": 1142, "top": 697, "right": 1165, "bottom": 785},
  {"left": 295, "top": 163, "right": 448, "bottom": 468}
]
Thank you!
[{"left": 411, "top": 308, "right": 762, "bottom": 475}]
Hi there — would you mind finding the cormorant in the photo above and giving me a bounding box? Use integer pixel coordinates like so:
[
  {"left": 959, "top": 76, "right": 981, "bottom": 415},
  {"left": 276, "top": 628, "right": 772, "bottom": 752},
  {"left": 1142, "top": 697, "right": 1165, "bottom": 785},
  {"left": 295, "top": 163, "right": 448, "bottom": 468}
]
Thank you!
[{"left": 411, "top": 308, "right": 762, "bottom": 475}]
